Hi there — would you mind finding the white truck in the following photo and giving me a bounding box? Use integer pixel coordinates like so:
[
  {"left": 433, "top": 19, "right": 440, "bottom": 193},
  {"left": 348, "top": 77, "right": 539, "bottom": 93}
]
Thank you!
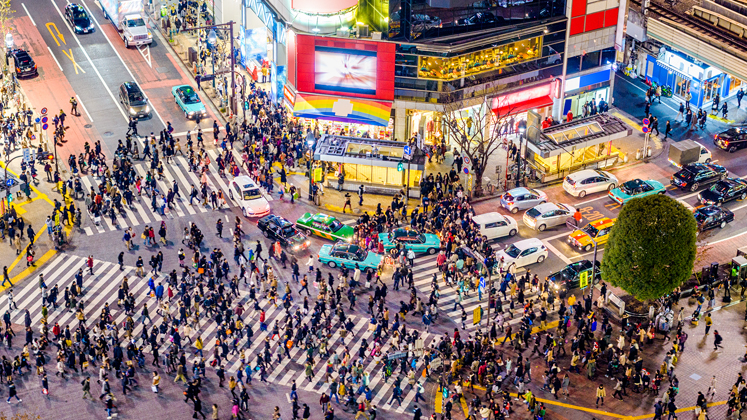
[
  {"left": 668, "top": 139, "right": 712, "bottom": 168},
  {"left": 99, "top": 0, "right": 152, "bottom": 47}
]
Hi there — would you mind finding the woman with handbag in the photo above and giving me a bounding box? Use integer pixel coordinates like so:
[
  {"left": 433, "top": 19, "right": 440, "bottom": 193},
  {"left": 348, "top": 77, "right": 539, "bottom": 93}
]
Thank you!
[{"left": 152, "top": 371, "right": 160, "bottom": 393}]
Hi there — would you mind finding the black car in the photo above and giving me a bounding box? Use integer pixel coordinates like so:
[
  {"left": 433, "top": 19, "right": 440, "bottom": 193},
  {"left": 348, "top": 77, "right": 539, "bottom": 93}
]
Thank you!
[
  {"left": 8, "top": 49, "right": 37, "bottom": 78},
  {"left": 670, "top": 162, "right": 728, "bottom": 192},
  {"left": 456, "top": 12, "right": 499, "bottom": 26},
  {"left": 698, "top": 178, "right": 747, "bottom": 205},
  {"left": 694, "top": 205, "right": 734, "bottom": 232},
  {"left": 257, "top": 215, "right": 310, "bottom": 253},
  {"left": 714, "top": 128, "right": 747, "bottom": 153},
  {"left": 65, "top": 4, "right": 94, "bottom": 34},
  {"left": 548, "top": 260, "right": 601, "bottom": 297},
  {"left": 119, "top": 81, "right": 150, "bottom": 119}
]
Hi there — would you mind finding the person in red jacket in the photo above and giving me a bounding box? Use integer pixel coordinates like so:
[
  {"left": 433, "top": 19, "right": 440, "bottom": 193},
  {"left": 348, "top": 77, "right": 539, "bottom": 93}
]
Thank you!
[{"left": 567, "top": 110, "right": 574, "bottom": 122}]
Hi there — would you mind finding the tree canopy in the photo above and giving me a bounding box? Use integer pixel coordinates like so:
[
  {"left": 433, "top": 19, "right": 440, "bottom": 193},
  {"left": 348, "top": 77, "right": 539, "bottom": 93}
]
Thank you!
[{"left": 601, "top": 194, "right": 697, "bottom": 301}]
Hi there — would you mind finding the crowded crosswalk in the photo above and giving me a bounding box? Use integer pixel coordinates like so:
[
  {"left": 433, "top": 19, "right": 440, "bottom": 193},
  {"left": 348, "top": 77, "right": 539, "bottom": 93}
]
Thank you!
[
  {"left": 76, "top": 146, "right": 274, "bottom": 236},
  {"left": 6, "top": 253, "right": 438, "bottom": 414},
  {"left": 410, "top": 250, "right": 552, "bottom": 333}
]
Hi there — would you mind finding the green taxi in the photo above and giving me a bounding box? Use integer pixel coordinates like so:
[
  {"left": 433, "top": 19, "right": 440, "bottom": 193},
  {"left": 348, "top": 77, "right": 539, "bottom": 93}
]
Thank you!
[
  {"left": 296, "top": 213, "right": 355, "bottom": 242},
  {"left": 318, "top": 242, "right": 383, "bottom": 273},
  {"left": 378, "top": 228, "right": 441, "bottom": 255}
]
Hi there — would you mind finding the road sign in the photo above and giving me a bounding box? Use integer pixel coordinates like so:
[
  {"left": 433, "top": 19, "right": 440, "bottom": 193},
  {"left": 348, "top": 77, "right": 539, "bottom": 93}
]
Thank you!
[
  {"left": 496, "top": 165, "right": 501, "bottom": 174},
  {"left": 579, "top": 270, "right": 589, "bottom": 289},
  {"left": 22, "top": 148, "right": 30, "bottom": 163},
  {"left": 41, "top": 107, "right": 47, "bottom": 115},
  {"left": 31, "top": 135, "right": 36, "bottom": 140},
  {"left": 42, "top": 116, "right": 48, "bottom": 124},
  {"left": 479, "top": 276, "right": 485, "bottom": 290},
  {"left": 642, "top": 118, "right": 650, "bottom": 125},
  {"left": 403, "top": 145, "right": 411, "bottom": 156},
  {"left": 464, "top": 156, "right": 470, "bottom": 165},
  {"left": 642, "top": 126, "right": 649, "bottom": 133},
  {"left": 34, "top": 118, "right": 40, "bottom": 123},
  {"left": 473, "top": 307, "right": 482, "bottom": 325},
  {"left": 6, "top": 179, "right": 12, "bottom": 187},
  {"left": 430, "top": 357, "right": 443, "bottom": 370},
  {"left": 387, "top": 352, "right": 408, "bottom": 360},
  {"left": 42, "top": 123, "right": 48, "bottom": 130},
  {"left": 463, "top": 167, "right": 469, "bottom": 174}
]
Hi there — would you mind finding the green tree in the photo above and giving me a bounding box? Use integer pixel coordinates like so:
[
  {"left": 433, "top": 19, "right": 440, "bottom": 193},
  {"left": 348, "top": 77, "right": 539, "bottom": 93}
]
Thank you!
[{"left": 601, "top": 194, "right": 697, "bottom": 301}]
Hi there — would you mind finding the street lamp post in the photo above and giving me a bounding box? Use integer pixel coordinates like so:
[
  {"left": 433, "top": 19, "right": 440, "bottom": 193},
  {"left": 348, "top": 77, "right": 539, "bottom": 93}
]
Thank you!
[
  {"left": 588, "top": 236, "right": 599, "bottom": 298},
  {"left": 187, "top": 22, "right": 236, "bottom": 115},
  {"left": 515, "top": 125, "right": 541, "bottom": 188},
  {"left": 208, "top": 29, "right": 217, "bottom": 90}
]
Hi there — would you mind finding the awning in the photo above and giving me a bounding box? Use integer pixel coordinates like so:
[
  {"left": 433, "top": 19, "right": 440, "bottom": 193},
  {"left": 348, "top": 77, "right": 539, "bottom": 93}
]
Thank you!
[
  {"left": 493, "top": 95, "right": 553, "bottom": 116},
  {"left": 293, "top": 93, "right": 392, "bottom": 127}
]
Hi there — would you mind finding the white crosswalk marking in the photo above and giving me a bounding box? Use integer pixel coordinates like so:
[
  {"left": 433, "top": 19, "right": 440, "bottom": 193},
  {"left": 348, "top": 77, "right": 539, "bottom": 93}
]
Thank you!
[
  {"left": 23, "top": 248, "right": 435, "bottom": 415},
  {"left": 76, "top": 152, "right": 280, "bottom": 235}
]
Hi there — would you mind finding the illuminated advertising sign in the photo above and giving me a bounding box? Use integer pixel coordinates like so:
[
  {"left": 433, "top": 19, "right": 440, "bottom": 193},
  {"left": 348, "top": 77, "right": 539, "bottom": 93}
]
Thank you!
[
  {"left": 296, "top": 35, "right": 395, "bottom": 101},
  {"left": 314, "top": 47, "right": 377, "bottom": 95}
]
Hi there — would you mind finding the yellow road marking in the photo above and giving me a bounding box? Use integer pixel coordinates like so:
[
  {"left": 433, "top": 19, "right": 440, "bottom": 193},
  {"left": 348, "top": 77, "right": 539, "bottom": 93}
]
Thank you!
[
  {"left": 0, "top": 249, "right": 57, "bottom": 294},
  {"left": 60, "top": 49, "right": 85, "bottom": 74},
  {"left": 434, "top": 388, "right": 442, "bottom": 414},
  {"left": 46, "top": 22, "right": 66, "bottom": 46},
  {"left": 6, "top": 227, "right": 49, "bottom": 274},
  {"left": 459, "top": 396, "right": 469, "bottom": 417}
]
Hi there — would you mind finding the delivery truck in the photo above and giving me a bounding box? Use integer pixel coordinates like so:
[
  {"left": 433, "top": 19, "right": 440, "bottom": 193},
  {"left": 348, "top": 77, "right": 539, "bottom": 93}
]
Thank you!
[
  {"left": 668, "top": 139, "right": 712, "bottom": 168},
  {"left": 99, "top": 0, "right": 152, "bottom": 47}
]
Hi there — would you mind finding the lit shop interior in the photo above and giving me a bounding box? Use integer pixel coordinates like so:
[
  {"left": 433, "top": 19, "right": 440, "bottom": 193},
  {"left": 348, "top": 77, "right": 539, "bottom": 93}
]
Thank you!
[
  {"left": 313, "top": 135, "right": 425, "bottom": 195},
  {"left": 524, "top": 114, "right": 631, "bottom": 183},
  {"left": 417, "top": 37, "right": 542, "bottom": 80}
]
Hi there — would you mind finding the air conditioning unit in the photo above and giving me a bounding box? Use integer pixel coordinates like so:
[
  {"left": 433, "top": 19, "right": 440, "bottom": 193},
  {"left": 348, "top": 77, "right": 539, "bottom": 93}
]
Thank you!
[
  {"left": 357, "top": 23, "right": 369, "bottom": 37},
  {"left": 371, "top": 31, "right": 382, "bottom": 40}
]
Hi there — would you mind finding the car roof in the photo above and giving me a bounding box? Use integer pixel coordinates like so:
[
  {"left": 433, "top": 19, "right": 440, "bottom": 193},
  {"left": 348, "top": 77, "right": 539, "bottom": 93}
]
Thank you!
[
  {"left": 311, "top": 213, "right": 335, "bottom": 224},
  {"left": 567, "top": 169, "right": 601, "bottom": 180},
  {"left": 67, "top": 3, "right": 84, "bottom": 10},
  {"left": 697, "top": 206, "right": 722, "bottom": 216},
  {"left": 588, "top": 217, "right": 615, "bottom": 229},
  {"left": 123, "top": 82, "right": 142, "bottom": 94},
  {"left": 233, "top": 176, "right": 257, "bottom": 188},
  {"left": 530, "top": 203, "right": 558, "bottom": 213},
  {"left": 506, "top": 187, "right": 530, "bottom": 195},
  {"left": 508, "top": 238, "right": 544, "bottom": 249},
  {"left": 473, "top": 212, "right": 507, "bottom": 224}
]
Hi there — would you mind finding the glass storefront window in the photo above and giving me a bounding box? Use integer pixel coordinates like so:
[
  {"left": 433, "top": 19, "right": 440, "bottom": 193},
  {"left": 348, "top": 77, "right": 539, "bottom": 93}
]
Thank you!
[{"left": 417, "top": 37, "right": 541, "bottom": 81}]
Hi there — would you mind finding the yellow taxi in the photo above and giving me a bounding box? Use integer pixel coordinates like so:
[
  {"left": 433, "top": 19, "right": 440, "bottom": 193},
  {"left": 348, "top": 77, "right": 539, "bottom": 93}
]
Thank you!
[{"left": 567, "top": 217, "right": 616, "bottom": 252}]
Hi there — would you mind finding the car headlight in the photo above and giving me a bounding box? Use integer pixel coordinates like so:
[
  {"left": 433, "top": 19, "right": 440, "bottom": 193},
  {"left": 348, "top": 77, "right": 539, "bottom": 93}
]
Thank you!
[
  {"left": 553, "top": 283, "right": 559, "bottom": 290},
  {"left": 129, "top": 107, "right": 136, "bottom": 114},
  {"left": 144, "top": 105, "right": 150, "bottom": 112},
  {"left": 292, "top": 245, "right": 300, "bottom": 250},
  {"left": 188, "top": 111, "right": 194, "bottom": 116},
  {"left": 127, "top": 35, "right": 133, "bottom": 40},
  {"left": 75, "top": 26, "right": 83, "bottom": 31},
  {"left": 305, "top": 240, "right": 310, "bottom": 246},
  {"left": 147, "top": 32, "right": 153, "bottom": 38}
]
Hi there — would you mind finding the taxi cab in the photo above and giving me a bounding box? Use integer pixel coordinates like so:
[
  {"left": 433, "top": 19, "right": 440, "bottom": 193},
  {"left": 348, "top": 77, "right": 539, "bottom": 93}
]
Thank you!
[{"left": 567, "top": 217, "right": 616, "bottom": 252}]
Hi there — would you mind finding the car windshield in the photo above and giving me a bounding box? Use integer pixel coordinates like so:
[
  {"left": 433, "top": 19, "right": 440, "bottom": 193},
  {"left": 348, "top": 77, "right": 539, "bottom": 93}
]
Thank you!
[
  {"left": 74, "top": 11, "right": 88, "bottom": 19},
  {"left": 620, "top": 181, "right": 639, "bottom": 195},
  {"left": 127, "top": 18, "right": 145, "bottom": 27},
  {"left": 242, "top": 188, "right": 261, "bottom": 200},
  {"left": 676, "top": 169, "right": 694, "bottom": 180},
  {"left": 504, "top": 245, "right": 521, "bottom": 258},
  {"left": 14, "top": 53, "right": 31, "bottom": 65},
  {"left": 355, "top": 249, "right": 367, "bottom": 261},
  {"left": 129, "top": 92, "right": 146, "bottom": 106},
  {"left": 282, "top": 226, "right": 296, "bottom": 237},
  {"left": 180, "top": 88, "right": 200, "bottom": 104},
  {"left": 712, "top": 182, "right": 730, "bottom": 194},
  {"left": 694, "top": 212, "right": 708, "bottom": 223},
  {"left": 526, "top": 208, "right": 541, "bottom": 218},
  {"left": 560, "top": 266, "right": 576, "bottom": 279},
  {"left": 582, "top": 224, "right": 599, "bottom": 237},
  {"left": 329, "top": 219, "right": 343, "bottom": 232}
]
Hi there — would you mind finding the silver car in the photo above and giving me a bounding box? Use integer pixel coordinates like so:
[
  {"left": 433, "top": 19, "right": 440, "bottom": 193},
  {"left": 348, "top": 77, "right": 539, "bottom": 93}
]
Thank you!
[
  {"left": 523, "top": 202, "right": 576, "bottom": 231},
  {"left": 119, "top": 81, "right": 151, "bottom": 119},
  {"left": 500, "top": 187, "right": 548, "bottom": 214}
]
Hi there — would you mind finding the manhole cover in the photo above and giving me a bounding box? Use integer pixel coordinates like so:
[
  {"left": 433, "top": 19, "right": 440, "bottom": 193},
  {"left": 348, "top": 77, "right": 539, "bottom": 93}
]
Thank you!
[
  {"left": 84, "top": 124, "right": 92, "bottom": 128},
  {"left": 103, "top": 131, "right": 114, "bottom": 137},
  {"left": 156, "top": 66, "right": 169, "bottom": 74}
]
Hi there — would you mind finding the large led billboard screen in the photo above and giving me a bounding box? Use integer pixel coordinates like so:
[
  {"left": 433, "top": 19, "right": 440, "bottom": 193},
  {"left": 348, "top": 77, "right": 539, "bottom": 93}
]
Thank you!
[
  {"left": 314, "top": 47, "right": 377, "bottom": 95},
  {"left": 295, "top": 35, "right": 395, "bottom": 101}
]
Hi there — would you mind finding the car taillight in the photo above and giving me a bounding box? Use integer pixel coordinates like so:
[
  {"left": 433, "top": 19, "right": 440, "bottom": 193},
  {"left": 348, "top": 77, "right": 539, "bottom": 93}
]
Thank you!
[{"left": 15, "top": 67, "right": 19, "bottom": 72}]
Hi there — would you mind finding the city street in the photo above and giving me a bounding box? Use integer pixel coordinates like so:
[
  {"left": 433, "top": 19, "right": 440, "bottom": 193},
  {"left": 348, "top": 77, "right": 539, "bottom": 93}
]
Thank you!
[{"left": 2, "top": 0, "right": 747, "bottom": 418}]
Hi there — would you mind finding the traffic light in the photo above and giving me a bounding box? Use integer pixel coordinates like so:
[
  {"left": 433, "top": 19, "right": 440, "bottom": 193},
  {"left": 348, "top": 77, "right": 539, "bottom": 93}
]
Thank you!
[
  {"left": 244, "top": 101, "right": 249, "bottom": 110},
  {"left": 397, "top": 162, "right": 404, "bottom": 172},
  {"left": 7, "top": 192, "right": 12, "bottom": 203}
]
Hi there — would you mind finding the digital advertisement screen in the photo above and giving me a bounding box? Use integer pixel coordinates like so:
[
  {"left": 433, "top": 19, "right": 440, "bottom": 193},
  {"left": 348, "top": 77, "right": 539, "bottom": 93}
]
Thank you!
[{"left": 314, "top": 47, "right": 377, "bottom": 95}]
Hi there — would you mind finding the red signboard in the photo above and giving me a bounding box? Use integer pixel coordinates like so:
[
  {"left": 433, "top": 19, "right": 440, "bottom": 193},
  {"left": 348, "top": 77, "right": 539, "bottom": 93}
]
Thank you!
[{"left": 295, "top": 34, "right": 395, "bottom": 101}]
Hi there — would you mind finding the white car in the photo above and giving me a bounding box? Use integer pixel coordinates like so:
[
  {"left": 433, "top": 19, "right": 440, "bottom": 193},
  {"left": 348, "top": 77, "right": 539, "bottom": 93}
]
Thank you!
[
  {"left": 472, "top": 212, "right": 518, "bottom": 240},
  {"left": 496, "top": 238, "right": 548, "bottom": 268},
  {"left": 563, "top": 169, "right": 618, "bottom": 198},
  {"left": 523, "top": 203, "right": 576, "bottom": 231},
  {"left": 228, "top": 176, "right": 270, "bottom": 218}
]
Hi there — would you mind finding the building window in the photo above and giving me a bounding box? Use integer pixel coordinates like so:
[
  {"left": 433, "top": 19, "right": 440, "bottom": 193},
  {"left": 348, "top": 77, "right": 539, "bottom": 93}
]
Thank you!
[{"left": 417, "top": 37, "right": 542, "bottom": 80}]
